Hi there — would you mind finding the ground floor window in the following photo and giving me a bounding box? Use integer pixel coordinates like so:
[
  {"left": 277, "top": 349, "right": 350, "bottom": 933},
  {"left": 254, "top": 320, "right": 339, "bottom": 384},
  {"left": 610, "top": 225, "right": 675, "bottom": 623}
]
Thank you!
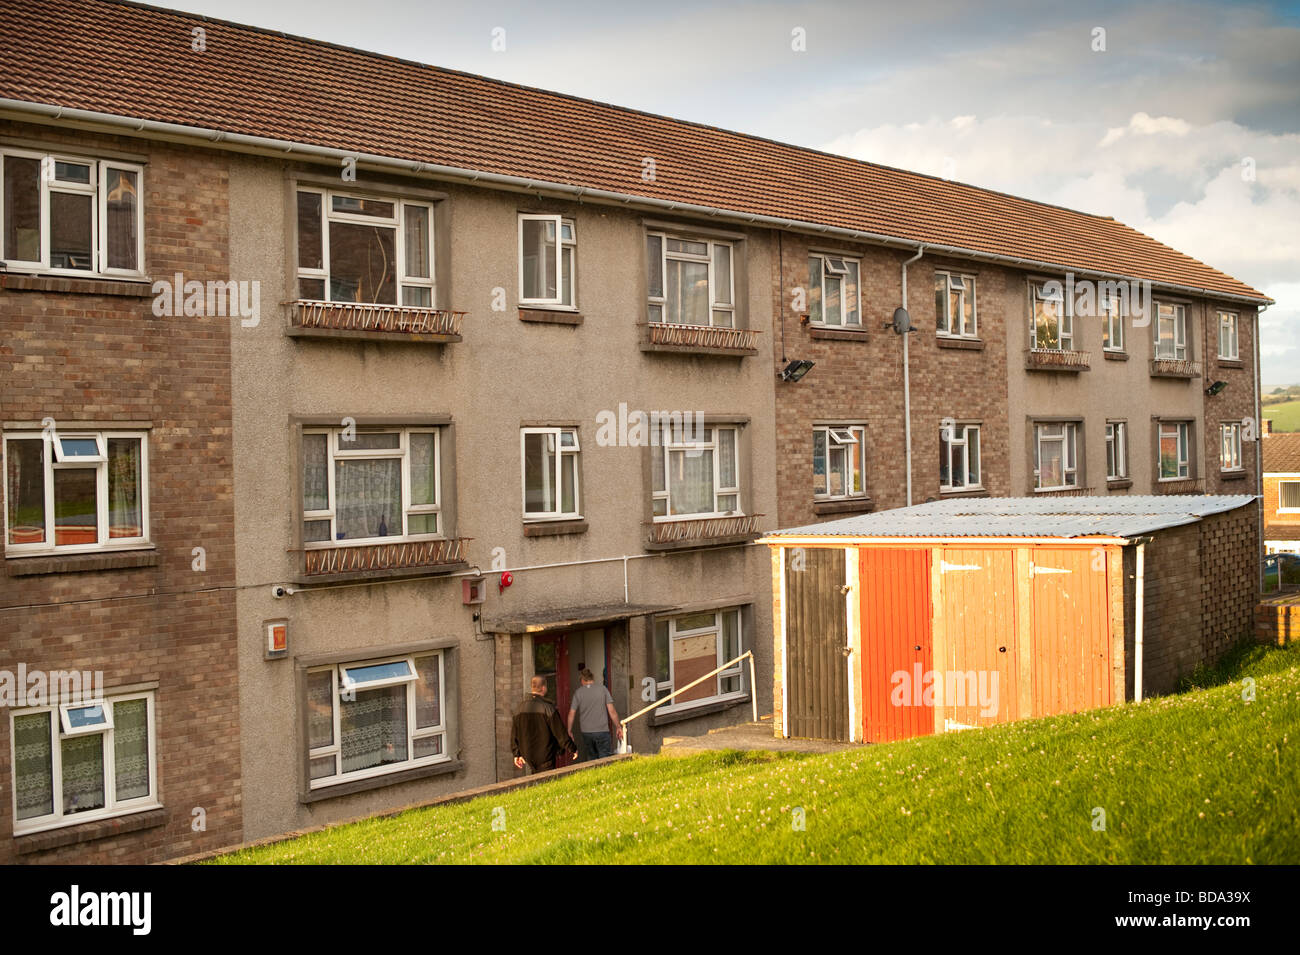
[
  {"left": 11, "top": 691, "right": 157, "bottom": 835},
  {"left": 653, "top": 608, "right": 746, "bottom": 711},
  {"left": 307, "top": 652, "right": 448, "bottom": 788}
]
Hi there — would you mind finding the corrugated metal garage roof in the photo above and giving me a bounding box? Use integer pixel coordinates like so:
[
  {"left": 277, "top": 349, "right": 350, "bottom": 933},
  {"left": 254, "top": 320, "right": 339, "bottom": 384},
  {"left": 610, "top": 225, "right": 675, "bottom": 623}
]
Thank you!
[{"left": 769, "top": 495, "right": 1256, "bottom": 540}]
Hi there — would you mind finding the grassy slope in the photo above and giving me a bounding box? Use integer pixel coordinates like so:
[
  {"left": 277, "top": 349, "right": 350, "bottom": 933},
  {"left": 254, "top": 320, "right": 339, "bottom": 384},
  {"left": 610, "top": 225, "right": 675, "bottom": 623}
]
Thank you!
[
  {"left": 214, "top": 646, "right": 1300, "bottom": 865},
  {"left": 1262, "top": 398, "right": 1300, "bottom": 432}
]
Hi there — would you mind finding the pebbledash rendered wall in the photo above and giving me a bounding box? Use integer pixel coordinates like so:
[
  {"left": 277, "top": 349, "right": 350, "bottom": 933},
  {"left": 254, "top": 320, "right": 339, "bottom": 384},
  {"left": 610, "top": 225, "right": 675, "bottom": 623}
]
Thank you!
[
  {"left": 0, "top": 121, "right": 242, "bottom": 862},
  {"left": 226, "top": 154, "right": 778, "bottom": 843}
]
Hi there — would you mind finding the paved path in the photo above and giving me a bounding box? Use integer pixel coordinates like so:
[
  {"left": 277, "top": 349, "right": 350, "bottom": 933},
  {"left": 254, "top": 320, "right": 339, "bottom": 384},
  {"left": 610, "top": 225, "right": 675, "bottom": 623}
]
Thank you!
[{"left": 659, "top": 719, "right": 867, "bottom": 756}]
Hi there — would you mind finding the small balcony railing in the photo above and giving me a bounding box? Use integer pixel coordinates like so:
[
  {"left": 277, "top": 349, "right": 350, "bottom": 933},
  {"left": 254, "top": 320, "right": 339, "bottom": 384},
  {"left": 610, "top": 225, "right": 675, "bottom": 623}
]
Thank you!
[
  {"left": 1149, "top": 358, "right": 1200, "bottom": 379},
  {"left": 1031, "top": 485, "right": 1093, "bottom": 497},
  {"left": 1026, "top": 348, "right": 1090, "bottom": 372},
  {"left": 290, "top": 300, "right": 466, "bottom": 340},
  {"left": 646, "top": 514, "right": 762, "bottom": 546},
  {"left": 303, "top": 537, "right": 468, "bottom": 577},
  {"left": 1154, "top": 478, "right": 1203, "bottom": 495},
  {"left": 643, "top": 322, "right": 759, "bottom": 353}
]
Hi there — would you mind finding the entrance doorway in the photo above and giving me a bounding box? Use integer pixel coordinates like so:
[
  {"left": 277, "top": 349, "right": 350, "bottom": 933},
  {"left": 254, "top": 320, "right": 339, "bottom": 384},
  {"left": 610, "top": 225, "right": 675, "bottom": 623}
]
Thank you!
[{"left": 531, "top": 628, "right": 610, "bottom": 766}]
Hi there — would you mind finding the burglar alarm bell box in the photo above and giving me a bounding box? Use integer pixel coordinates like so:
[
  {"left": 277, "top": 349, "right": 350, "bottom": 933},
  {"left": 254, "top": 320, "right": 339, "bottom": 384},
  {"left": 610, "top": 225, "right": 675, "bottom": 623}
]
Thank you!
[{"left": 462, "top": 577, "right": 486, "bottom": 605}]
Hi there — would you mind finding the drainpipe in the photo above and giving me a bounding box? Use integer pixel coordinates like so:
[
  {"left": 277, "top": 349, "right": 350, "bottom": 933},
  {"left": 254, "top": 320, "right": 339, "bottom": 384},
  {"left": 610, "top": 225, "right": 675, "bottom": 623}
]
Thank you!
[
  {"left": 901, "top": 246, "right": 925, "bottom": 506},
  {"left": 1134, "top": 540, "right": 1147, "bottom": 703},
  {"left": 1254, "top": 304, "right": 1269, "bottom": 591}
]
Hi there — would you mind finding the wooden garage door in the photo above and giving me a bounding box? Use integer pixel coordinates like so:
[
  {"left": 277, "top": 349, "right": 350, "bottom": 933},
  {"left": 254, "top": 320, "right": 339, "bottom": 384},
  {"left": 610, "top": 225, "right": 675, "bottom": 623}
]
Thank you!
[
  {"left": 860, "top": 547, "right": 933, "bottom": 743},
  {"left": 938, "top": 547, "right": 1019, "bottom": 728},
  {"left": 1030, "top": 546, "right": 1112, "bottom": 715},
  {"left": 784, "top": 546, "right": 849, "bottom": 741}
]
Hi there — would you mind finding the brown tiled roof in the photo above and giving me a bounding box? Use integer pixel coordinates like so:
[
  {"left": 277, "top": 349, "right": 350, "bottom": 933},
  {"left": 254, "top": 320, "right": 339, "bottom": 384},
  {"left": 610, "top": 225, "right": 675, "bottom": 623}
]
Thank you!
[
  {"left": 1264, "top": 433, "right": 1300, "bottom": 473},
  {"left": 0, "top": 0, "right": 1269, "bottom": 301}
]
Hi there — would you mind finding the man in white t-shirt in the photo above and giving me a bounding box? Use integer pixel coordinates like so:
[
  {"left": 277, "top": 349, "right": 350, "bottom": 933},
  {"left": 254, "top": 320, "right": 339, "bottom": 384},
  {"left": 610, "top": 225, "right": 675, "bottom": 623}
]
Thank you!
[{"left": 566, "top": 668, "right": 622, "bottom": 760}]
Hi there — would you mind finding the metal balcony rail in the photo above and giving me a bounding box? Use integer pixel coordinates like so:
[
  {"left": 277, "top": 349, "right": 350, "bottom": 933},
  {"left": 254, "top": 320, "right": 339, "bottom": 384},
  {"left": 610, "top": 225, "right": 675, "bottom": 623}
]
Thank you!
[
  {"left": 646, "top": 514, "right": 762, "bottom": 544},
  {"left": 1026, "top": 347, "right": 1091, "bottom": 370},
  {"left": 621, "top": 651, "right": 758, "bottom": 742},
  {"left": 303, "top": 537, "right": 468, "bottom": 576},
  {"left": 293, "top": 299, "right": 466, "bottom": 336},
  {"left": 645, "top": 322, "right": 760, "bottom": 351}
]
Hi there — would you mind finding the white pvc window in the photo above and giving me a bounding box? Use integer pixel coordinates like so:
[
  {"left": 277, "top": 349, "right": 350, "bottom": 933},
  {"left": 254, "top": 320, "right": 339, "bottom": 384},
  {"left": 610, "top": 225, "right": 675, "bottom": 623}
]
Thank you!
[
  {"left": 646, "top": 232, "right": 734, "bottom": 327},
  {"left": 1219, "top": 422, "right": 1243, "bottom": 472},
  {"left": 296, "top": 188, "right": 435, "bottom": 306},
  {"left": 0, "top": 149, "right": 144, "bottom": 277},
  {"left": 1158, "top": 421, "right": 1191, "bottom": 480},
  {"left": 1031, "top": 281, "right": 1072, "bottom": 350},
  {"left": 519, "top": 215, "right": 576, "bottom": 307},
  {"left": 813, "top": 425, "right": 866, "bottom": 498},
  {"left": 1106, "top": 422, "right": 1128, "bottom": 480},
  {"left": 936, "top": 271, "right": 977, "bottom": 338},
  {"left": 1280, "top": 481, "right": 1300, "bottom": 513},
  {"left": 301, "top": 427, "right": 441, "bottom": 547},
  {"left": 521, "top": 427, "right": 580, "bottom": 520},
  {"left": 1155, "top": 303, "right": 1187, "bottom": 361},
  {"left": 652, "top": 608, "right": 745, "bottom": 710},
  {"left": 809, "top": 254, "right": 861, "bottom": 327},
  {"left": 940, "top": 423, "right": 981, "bottom": 491},
  {"left": 3, "top": 430, "right": 149, "bottom": 555},
  {"left": 651, "top": 425, "right": 741, "bottom": 519},
  {"left": 1218, "top": 311, "right": 1239, "bottom": 360},
  {"left": 11, "top": 692, "right": 157, "bottom": 836},
  {"left": 1101, "top": 292, "right": 1124, "bottom": 351},
  {"left": 307, "top": 653, "right": 448, "bottom": 788},
  {"left": 1034, "top": 422, "right": 1079, "bottom": 490}
]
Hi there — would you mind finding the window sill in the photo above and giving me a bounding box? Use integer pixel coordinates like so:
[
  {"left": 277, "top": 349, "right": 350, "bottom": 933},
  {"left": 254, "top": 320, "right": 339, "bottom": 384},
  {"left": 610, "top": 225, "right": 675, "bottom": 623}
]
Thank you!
[
  {"left": 1107, "top": 478, "right": 1133, "bottom": 490},
  {"left": 936, "top": 336, "right": 985, "bottom": 351},
  {"left": 5, "top": 548, "right": 159, "bottom": 577},
  {"left": 1219, "top": 469, "right": 1248, "bottom": 481},
  {"left": 812, "top": 498, "right": 873, "bottom": 516},
  {"left": 1103, "top": 350, "right": 1130, "bottom": 361},
  {"left": 14, "top": 806, "right": 165, "bottom": 854},
  {"left": 938, "top": 487, "right": 989, "bottom": 499},
  {"left": 808, "top": 326, "right": 867, "bottom": 342},
  {"left": 519, "top": 307, "right": 583, "bottom": 326},
  {"left": 523, "top": 519, "right": 589, "bottom": 537},
  {"left": 650, "top": 693, "right": 751, "bottom": 727},
  {"left": 300, "top": 758, "right": 464, "bottom": 804},
  {"left": 0, "top": 272, "right": 154, "bottom": 298}
]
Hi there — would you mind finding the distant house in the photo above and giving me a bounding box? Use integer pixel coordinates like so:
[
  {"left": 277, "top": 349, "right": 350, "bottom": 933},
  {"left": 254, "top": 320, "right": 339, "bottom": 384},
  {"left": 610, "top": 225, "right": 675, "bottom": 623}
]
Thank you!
[{"left": 1262, "top": 424, "right": 1300, "bottom": 554}]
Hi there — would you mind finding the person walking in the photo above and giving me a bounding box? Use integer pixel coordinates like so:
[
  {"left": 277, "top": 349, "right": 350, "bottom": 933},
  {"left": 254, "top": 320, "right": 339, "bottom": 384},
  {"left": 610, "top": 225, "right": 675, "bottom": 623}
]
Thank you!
[
  {"left": 511, "top": 675, "right": 576, "bottom": 774},
  {"left": 567, "top": 668, "right": 623, "bottom": 760}
]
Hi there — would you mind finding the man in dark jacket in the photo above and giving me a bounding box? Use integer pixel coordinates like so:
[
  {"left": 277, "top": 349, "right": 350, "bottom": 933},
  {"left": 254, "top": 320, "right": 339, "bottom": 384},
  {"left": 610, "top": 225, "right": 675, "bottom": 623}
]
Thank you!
[{"left": 511, "top": 675, "right": 576, "bottom": 773}]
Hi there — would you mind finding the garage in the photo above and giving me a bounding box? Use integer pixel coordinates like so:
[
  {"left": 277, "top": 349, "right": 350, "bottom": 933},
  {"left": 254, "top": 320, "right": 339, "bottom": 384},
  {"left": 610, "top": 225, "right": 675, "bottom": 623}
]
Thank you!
[{"left": 764, "top": 495, "right": 1257, "bottom": 743}]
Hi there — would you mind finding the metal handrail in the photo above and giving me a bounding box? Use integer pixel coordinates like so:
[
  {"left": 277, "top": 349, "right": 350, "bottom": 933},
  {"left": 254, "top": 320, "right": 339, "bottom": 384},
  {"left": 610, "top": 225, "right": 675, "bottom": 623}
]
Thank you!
[{"left": 621, "top": 651, "right": 758, "bottom": 736}]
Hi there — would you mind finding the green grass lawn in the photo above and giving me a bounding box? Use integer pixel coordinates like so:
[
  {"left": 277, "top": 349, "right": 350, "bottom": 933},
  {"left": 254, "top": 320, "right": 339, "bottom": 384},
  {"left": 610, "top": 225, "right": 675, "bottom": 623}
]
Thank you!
[
  {"left": 1263, "top": 398, "right": 1300, "bottom": 432},
  {"left": 212, "top": 643, "right": 1300, "bottom": 865}
]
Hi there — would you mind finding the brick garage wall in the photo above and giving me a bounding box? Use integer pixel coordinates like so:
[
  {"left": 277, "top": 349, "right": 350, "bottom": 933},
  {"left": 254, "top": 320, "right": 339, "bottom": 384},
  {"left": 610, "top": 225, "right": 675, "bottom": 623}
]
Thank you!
[
  {"left": 770, "top": 236, "right": 1009, "bottom": 529},
  {"left": 0, "top": 122, "right": 240, "bottom": 862},
  {"left": 1202, "top": 300, "right": 1259, "bottom": 494},
  {"left": 1122, "top": 503, "right": 1258, "bottom": 697},
  {"left": 1255, "top": 596, "right": 1300, "bottom": 646}
]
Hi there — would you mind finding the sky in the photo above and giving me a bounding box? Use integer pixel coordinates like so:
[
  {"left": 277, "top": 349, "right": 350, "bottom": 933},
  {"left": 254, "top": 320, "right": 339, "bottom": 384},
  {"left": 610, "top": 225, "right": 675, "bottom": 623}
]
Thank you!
[{"left": 162, "top": 0, "right": 1300, "bottom": 386}]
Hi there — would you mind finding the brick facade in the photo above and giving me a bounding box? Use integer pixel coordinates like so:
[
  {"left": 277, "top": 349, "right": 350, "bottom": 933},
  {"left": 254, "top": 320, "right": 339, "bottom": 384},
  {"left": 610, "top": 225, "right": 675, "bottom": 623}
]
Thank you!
[{"left": 0, "top": 123, "right": 241, "bottom": 862}]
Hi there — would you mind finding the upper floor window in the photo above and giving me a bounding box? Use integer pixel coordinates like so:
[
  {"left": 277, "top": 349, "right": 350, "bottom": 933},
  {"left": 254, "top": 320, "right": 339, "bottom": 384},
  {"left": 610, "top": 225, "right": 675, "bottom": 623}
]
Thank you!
[
  {"left": 4, "top": 430, "right": 148, "bottom": 555},
  {"left": 302, "top": 427, "right": 441, "bottom": 546},
  {"left": 296, "top": 189, "right": 434, "bottom": 306},
  {"left": 813, "top": 425, "right": 866, "bottom": 499},
  {"left": 651, "top": 424, "right": 740, "bottom": 519},
  {"left": 519, "top": 215, "right": 576, "bottom": 308},
  {"left": 1158, "top": 421, "right": 1191, "bottom": 480},
  {"left": 646, "top": 232, "right": 733, "bottom": 327},
  {"left": 1101, "top": 291, "right": 1124, "bottom": 351},
  {"left": 0, "top": 150, "right": 143, "bottom": 276},
  {"left": 1217, "top": 311, "right": 1239, "bottom": 360},
  {"left": 808, "top": 254, "right": 861, "bottom": 327},
  {"left": 652, "top": 607, "right": 746, "bottom": 711},
  {"left": 1280, "top": 481, "right": 1300, "bottom": 513},
  {"left": 1106, "top": 421, "right": 1128, "bottom": 480},
  {"left": 12, "top": 691, "right": 157, "bottom": 836},
  {"left": 940, "top": 423, "right": 982, "bottom": 491},
  {"left": 1034, "top": 422, "right": 1079, "bottom": 490},
  {"left": 306, "top": 652, "right": 449, "bottom": 789},
  {"left": 1154, "top": 303, "right": 1187, "bottom": 360},
  {"left": 1030, "top": 281, "right": 1072, "bottom": 350},
  {"left": 522, "top": 427, "right": 580, "bottom": 520},
  {"left": 1219, "top": 422, "right": 1243, "bottom": 472},
  {"left": 936, "top": 271, "right": 977, "bottom": 338}
]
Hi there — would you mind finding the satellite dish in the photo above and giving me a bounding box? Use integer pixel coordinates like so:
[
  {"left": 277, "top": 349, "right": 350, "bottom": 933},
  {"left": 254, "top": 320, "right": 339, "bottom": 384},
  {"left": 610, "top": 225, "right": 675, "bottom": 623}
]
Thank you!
[{"left": 891, "top": 306, "right": 912, "bottom": 334}]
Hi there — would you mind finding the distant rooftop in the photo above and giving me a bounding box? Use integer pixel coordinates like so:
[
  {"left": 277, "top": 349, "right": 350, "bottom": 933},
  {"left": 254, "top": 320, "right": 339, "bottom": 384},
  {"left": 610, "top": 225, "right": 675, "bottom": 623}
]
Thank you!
[
  {"left": 767, "top": 495, "right": 1256, "bottom": 541},
  {"left": 1263, "top": 432, "right": 1300, "bottom": 473}
]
